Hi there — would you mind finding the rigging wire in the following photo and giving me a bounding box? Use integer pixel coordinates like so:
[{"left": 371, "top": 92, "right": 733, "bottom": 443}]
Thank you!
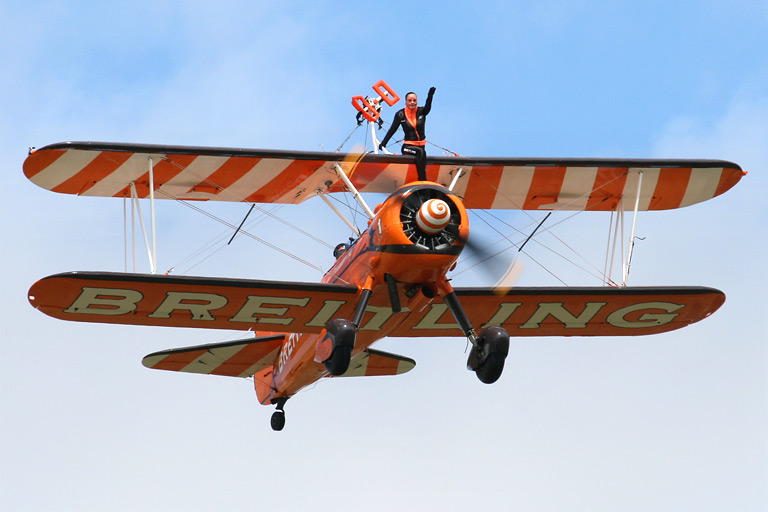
[
  {"left": 335, "top": 123, "right": 363, "bottom": 152},
  {"left": 456, "top": 207, "right": 616, "bottom": 285},
  {"left": 453, "top": 210, "right": 568, "bottom": 285},
  {"left": 245, "top": 203, "right": 333, "bottom": 249},
  {"left": 458, "top": 169, "right": 632, "bottom": 285},
  {"left": 155, "top": 191, "right": 327, "bottom": 274}
]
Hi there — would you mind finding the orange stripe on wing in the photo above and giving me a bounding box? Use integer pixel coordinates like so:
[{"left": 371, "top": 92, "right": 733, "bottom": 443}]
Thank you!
[
  {"left": 463, "top": 166, "right": 503, "bottom": 208},
  {"left": 648, "top": 167, "right": 692, "bottom": 210},
  {"left": 244, "top": 159, "right": 323, "bottom": 203},
  {"left": 714, "top": 166, "right": 747, "bottom": 198},
  {"left": 120, "top": 156, "right": 262, "bottom": 198},
  {"left": 153, "top": 154, "right": 198, "bottom": 182},
  {"left": 327, "top": 161, "right": 393, "bottom": 194},
  {"left": 209, "top": 341, "right": 282, "bottom": 376},
  {"left": 524, "top": 166, "right": 566, "bottom": 209},
  {"left": 364, "top": 352, "right": 401, "bottom": 376},
  {"left": 149, "top": 349, "right": 208, "bottom": 372},
  {"left": 351, "top": 161, "right": 396, "bottom": 188},
  {"left": 52, "top": 151, "right": 133, "bottom": 195},
  {"left": 24, "top": 149, "right": 67, "bottom": 179},
  {"left": 586, "top": 167, "right": 629, "bottom": 211},
  {"left": 112, "top": 153, "right": 199, "bottom": 198},
  {"left": 198, "top": 156, "right": 262, "bottom": 195}
]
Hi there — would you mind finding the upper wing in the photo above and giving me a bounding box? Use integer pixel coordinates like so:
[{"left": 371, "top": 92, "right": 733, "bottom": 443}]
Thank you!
[
  {"left": 24, "top": 141, "right": 744, "bottom": 210},
  {"left": 30, "top": 272, "right": 723, "bottom": 337}
]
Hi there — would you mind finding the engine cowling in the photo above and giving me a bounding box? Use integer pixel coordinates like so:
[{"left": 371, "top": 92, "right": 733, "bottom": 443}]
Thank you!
[{"left": 369, "top": 183, "right": 469, "bottom": 284}]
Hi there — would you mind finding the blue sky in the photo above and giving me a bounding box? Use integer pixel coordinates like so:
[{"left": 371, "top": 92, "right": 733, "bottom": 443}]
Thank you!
[{"left": 2, "top": 1, "right": 767, "bottom": 510}]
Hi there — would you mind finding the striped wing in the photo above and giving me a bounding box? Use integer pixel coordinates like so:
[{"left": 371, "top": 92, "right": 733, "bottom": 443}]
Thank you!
[
  {"left": 143, "top": 340, "right": 414, "bottom": 379},
  {"left": 142, "top": 334, "right": 284, "bottom": 377},
  {"left": 24, "top": 141, "right": 744, "bottom": 210},
  {"left": 340, "top": 348, "right": 415, "bottom": 377}
]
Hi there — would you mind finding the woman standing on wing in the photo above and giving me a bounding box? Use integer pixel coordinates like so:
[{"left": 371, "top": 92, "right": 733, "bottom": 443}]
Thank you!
[{"left": 379, "top": 87, "right": 436, "bottom": 181}]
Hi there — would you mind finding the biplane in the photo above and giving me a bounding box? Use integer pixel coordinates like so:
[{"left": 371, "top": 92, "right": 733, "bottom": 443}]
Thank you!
[{"left": 25, "top": 81, "right": 745, "bottom": 430}]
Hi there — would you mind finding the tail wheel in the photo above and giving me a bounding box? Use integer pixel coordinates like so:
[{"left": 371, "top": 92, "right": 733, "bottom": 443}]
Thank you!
[{"left": 270, "top": 410, "right": 286, "bottom": 431}]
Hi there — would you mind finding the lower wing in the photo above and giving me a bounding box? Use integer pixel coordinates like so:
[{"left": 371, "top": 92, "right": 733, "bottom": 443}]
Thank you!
[{"left": 29, "top": 272, "right": 723, "bottom": 337}]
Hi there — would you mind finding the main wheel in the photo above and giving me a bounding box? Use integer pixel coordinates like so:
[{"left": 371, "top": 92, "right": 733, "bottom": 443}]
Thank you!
[
  {"left": 271, "top": 410, "right": 286, "bottom": 431},
  {"left": 475, "top": 352, "right": 505, "bottom": 384},
  {"left": 324, "top": 345, "right": 352, "bottom": 376}
]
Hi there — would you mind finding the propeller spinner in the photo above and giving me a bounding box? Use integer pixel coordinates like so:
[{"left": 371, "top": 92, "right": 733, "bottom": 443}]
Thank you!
[{"left": 416, "top": 198, "right": 451, "bottom": 234}]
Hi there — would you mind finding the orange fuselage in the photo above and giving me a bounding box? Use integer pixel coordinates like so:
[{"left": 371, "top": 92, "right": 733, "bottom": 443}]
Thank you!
[{"left": 256, "top": 182, "right": 469, "bottom": 403}]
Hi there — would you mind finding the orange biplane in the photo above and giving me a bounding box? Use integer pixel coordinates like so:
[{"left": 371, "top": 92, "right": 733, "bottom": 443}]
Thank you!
[{"left": 25, "top": 83, "right": 745, "bottom": 430}]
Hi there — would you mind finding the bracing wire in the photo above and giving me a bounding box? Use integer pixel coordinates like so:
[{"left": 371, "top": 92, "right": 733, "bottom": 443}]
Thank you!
[
  {"left": 155, "top": 190, "right": 327, "bottom": 274},
  {"left": 459, "top": 169, "right": 632, "bottom": 285}
]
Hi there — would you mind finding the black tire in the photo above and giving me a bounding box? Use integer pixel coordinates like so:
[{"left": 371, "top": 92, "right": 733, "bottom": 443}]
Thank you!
[
  {"left": 324, "top": 345, "right": 352, "bottom": 376},
  {"left": 475, "top": 352, "right": 505, "bottom": 384},
  {"left": 271, "top": 410, "right": 286, "bottom": 431}
]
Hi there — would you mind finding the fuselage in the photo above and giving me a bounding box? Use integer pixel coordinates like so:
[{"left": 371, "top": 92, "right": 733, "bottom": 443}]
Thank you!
[{"left": 256, "top": 182, "right": 469, "bottom": 403}]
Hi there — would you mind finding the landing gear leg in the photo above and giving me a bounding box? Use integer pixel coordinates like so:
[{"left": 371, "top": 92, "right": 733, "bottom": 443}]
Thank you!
[
  {"left": 322, "top": 283, "right": 374, "bottom": 376},
  {"left": 270, "top": 397, "right": 288, "bottom": 431},
  {"left": 441, "top": 286, "right": 510, "bottom": 384}
]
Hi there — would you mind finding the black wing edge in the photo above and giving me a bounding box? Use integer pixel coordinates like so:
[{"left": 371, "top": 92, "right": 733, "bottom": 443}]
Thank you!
[{"left": 32, "top": 141, "right": 743, "bottom": 171}]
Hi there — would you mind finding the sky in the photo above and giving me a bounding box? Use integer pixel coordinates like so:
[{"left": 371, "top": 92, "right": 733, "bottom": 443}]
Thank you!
[{"left": 2, "top": 1, "right": 767, "bottom": 510}]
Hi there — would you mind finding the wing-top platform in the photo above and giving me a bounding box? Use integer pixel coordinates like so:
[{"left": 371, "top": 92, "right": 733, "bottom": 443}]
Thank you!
[{"left": 24, "top": 142, "right": 745, "bottom": 211}]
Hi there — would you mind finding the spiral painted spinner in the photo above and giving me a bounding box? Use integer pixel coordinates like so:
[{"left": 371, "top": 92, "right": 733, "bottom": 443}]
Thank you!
[{"left": 416, "top": 199, "right": 451, "bottom": 234}]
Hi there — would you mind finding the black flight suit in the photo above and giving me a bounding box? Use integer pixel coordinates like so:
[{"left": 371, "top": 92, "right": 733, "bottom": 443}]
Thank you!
[{"left": 379, "top": 87, "right": 435, "bottom": 181}]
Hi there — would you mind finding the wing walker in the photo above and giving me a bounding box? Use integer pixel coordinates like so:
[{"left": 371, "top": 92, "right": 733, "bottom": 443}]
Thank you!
[{"left": 25, "top": 80, "right": 746, "bottom": 430}]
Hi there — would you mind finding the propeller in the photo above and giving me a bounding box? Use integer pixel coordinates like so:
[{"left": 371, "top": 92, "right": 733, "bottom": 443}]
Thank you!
[
  {"left": 397, "top": 185, "right": 524, "bottom": 291},
  {"left": 445, "top": 217, "right": 525, "bottom": 292}
]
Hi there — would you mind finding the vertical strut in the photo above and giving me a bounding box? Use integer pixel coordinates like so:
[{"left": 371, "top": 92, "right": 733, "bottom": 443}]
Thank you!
[
  {"left": 603, "top": 209, "right": 614, "bottom": 285},
  {"left": 448, "top": 167, "right": 465, "bottom": 191},
  {"left": 333, "top": 163, "right": 375, "bottom": 219},
  {"left": 623, "top": 171, "right": 643, "bottom": 286},
  {"left": 370, "top": 121, "right": 381, "bottom": 153},
  {"left": 608, "top": 198, "right": 622, "bottom": 285},
  {"left": 148, "top": 157, "right": 157, "bottom": 274},
  {"left": 123, "top": 197, "right": 128, "bottom": 273},
  {"left": 130, "top": 181, "right": 156, "bottom": 274},
  {"left": 131, "top": 186, "right": 137, "bottom": 272},
  {"left": 384, "top": 273, "right": 401, "bottom": 313},
  {"left": 352, "top": 288, "right": 373, "bottom": 328}
]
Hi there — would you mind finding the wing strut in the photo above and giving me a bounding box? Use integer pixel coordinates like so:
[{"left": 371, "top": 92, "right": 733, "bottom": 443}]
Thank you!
[
  {"left": 332, "top": 163, "right": 374, "bottom": 219},
  {"left": 623, "top": 171, "right": 643, "bottom": 286},
  {"left": 124, "top": 157, "right": 160, "bottom": 274},
  {"left": 316, "top": 189, "right": 362, "bottom": 237},
  {"left": 148, "top": 157, "right": 157, "bottom": 273},
  {"left": 128, "top": 181, "right": 157, "bottom": 274},
  {"left": 604, "top": 170, "right": 644, "bottom": 287},
  {"left": 447, "top": 167, "right": 466, "bottom": 192}
]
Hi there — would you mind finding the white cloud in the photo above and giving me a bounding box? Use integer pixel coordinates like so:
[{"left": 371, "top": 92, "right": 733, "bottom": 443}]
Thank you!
[{"left": 652, "top": 95, "right": 768, "bottom": 172}]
